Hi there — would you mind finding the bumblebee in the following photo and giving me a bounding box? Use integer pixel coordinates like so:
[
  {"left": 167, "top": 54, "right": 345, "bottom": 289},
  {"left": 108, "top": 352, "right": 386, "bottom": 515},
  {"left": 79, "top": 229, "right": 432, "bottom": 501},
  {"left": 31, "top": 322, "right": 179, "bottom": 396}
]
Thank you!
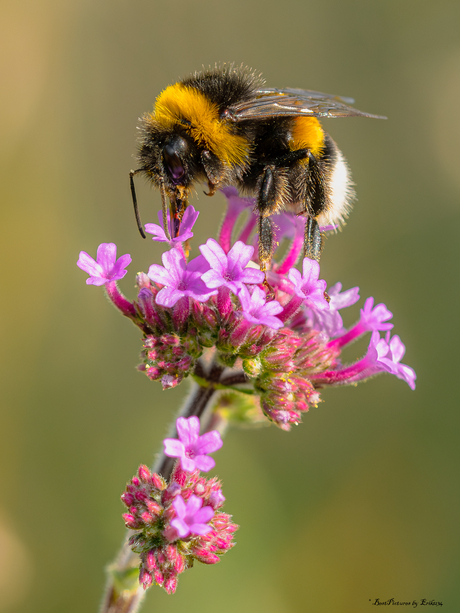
[{"left": 130, "top": 65, "right": 385, "bottom": 269}]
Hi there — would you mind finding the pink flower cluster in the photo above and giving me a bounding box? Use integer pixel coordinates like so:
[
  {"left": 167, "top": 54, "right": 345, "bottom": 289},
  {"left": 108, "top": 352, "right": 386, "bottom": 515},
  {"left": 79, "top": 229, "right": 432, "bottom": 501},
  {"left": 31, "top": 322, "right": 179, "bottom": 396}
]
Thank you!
[
  {"left": 77, "top": 188, "right": 416, "bottom": 431},
  {"left": 121, "top": 418, "right": 235, "bottom": 594}
]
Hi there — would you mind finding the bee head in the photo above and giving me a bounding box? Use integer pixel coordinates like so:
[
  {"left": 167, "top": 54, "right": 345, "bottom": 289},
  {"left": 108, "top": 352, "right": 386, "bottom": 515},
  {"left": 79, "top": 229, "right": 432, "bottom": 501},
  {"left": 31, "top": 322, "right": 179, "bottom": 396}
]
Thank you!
[{"left": 163, "top": 134, "right": 190, "bottom": 184}]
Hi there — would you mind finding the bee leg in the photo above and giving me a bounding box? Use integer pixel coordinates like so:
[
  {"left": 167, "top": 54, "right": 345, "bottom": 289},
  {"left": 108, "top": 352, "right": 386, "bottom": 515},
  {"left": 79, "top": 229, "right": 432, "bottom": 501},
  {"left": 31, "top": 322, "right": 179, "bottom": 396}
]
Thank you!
[
  {"left": 257, "top": 166, "right": 278, "bottom": 271},
  {"left": 304, "top": 216, "right": 323, "bottom": 262},
  {"left": 302, "top": 151, "right": 326, "bottom": 261},
  {"left": 258, "top": 215, "right": 276, "bottom": 300},
  {"left": 203, "top": 180, "right": 217, "bottom": 197},
  {"left": 258, "top": 215, "right": 274, "bottom": 272},
  {"left": 201, "top": 150, "right": 225, "bottom": 196}
]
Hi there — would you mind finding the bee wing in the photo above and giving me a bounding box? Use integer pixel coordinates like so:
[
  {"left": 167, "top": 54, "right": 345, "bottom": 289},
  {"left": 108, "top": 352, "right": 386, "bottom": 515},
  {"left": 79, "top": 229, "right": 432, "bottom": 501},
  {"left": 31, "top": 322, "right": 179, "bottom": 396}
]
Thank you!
[{"left": 229, "top": 87, "right": 386, "bottom": 120}]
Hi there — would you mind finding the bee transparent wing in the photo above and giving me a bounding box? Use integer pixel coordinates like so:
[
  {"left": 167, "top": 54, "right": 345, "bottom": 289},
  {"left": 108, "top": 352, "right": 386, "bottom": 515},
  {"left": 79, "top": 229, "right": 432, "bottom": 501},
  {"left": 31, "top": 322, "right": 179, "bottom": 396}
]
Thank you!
[{"left": 229, "top": 87, "right": 386, "bottom": 120}]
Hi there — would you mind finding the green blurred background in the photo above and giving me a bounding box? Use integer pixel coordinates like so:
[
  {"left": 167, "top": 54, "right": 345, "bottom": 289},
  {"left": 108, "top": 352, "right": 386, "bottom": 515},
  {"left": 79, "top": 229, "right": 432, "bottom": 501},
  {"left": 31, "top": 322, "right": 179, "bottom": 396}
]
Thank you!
[{"left": 1, "top": 1, "right": 459, "bottom": 611}]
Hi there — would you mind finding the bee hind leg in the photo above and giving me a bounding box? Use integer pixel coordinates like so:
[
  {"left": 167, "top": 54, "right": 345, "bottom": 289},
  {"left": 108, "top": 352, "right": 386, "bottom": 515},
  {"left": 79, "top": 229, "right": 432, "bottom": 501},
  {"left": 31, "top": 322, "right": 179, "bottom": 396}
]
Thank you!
[
  {"left": 258, "top": 214, "right": 274, "bottom": 272},
  {"left": 304, "top": 216, "right": 323, "bottom": 262},
  {"left": 256, "top": 166, "right": 279, "bottom": 272}
]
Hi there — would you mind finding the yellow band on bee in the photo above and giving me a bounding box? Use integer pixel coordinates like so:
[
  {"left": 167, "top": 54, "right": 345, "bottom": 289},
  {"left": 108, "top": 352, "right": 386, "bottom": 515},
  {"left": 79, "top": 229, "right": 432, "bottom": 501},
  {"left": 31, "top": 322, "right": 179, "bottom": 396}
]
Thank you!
[
  {"left": 153, "top": 83, "right": 250, "bottom": 168},
  {"left": 289, "top": 117, "right": 325, "bottom": 158}
]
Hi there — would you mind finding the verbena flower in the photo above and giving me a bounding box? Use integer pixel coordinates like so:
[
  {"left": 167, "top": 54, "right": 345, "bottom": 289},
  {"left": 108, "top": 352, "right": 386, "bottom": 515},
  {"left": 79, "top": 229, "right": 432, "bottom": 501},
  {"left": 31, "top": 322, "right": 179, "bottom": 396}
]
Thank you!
[
  {"left": 306, "top": 281, "right": 360, "bottom": 337},
  {"left": 199, "top": 239, "right": 265, "bottom": 293},
  {"left": 237, "top": 285, "right": 284, "bottom": 330},
  {"left": 77, "top": 243, "right": 131, "bottom": 285},
  {"left": 122, "top": 463, "right": 237, "bottom": 594},
  {"left": 148, "top": 249, "right": 216, "bottom": 307},
  {"left": 288, "top": 257, "right": 329, "bottom": 310},
  {"left": 78, "top": 189, "right": 416, "bottom": 430},
  {"left": 145, "top": 205, "right": 199, "bottom": 246},
  {"left": 163, "top": 416, "right": 223, "bottom": 472},
  {"left": 171, "top": 494, "right": 214, "bottom": 538}
]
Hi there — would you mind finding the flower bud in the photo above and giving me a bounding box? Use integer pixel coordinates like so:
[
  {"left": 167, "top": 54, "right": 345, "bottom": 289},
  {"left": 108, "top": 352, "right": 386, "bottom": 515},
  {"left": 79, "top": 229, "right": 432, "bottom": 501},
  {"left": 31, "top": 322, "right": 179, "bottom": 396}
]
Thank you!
[
  {"left": 139, "top": 569, "right": 153, "bottom": 589},
  {"left": 122, "top": 513, "right": 141, "bottom": 529},
  {"left": 164, "top": 575, "right": 178, "bottom": 594},
  {"left": 138, "top": 465, "right": 151, "bottom": 482},
  {"left": 145, "top": 550, "right": 157, "bottom": 571},
  {"left": 120, "top": 492, "right": 134, "bottom": 507}
]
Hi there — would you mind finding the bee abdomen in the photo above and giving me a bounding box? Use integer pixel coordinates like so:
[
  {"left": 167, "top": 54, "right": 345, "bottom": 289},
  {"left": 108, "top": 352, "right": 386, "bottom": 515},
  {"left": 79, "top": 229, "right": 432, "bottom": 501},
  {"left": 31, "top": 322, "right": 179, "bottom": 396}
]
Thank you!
[{"left": 316, "top": 134, "right": 354, "bottom": 227}]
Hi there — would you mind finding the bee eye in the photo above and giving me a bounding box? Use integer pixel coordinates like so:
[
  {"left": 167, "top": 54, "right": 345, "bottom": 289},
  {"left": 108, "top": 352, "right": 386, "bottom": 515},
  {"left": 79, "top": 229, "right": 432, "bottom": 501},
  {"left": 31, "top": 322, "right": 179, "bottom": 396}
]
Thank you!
[{"left": 163, "top": 136, "right": 188, "bottom": 182}]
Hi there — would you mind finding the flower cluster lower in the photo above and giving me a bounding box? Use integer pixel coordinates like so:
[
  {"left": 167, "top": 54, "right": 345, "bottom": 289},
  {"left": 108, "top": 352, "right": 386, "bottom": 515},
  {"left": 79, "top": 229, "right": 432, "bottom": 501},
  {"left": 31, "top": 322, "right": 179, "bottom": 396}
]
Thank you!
[{"left": 122, "top": 418, "right": 236, "bottom": 594}]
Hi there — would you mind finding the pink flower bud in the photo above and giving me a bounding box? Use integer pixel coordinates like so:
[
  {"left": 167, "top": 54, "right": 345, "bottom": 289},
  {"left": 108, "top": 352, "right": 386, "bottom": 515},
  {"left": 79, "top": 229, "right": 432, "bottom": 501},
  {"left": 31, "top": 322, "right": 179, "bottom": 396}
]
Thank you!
[
  {"left": 163, "top": 506, "right": 176, "bottom": 522},
  {"left": 165, "top": 544, "right": 178, "bottom": 563},
  {"left": 163, "top": 525, "right": 179, "bottom": 542},
  {"left": 156, "top": 551, "right": 166, "bottom": 565},
  {"left": 161, "top": 374, "right": 182, "bottom": 389},
  {"left": 147, "top": 349, "right": 160, "bottom": 360},
  {"left": 171, "top": 464, "right": 188, "bottom": 487},
  {"left": 121, "top": 492, "right": 134, "bottom": 507},
  {"left": 145, "top": 499, "right": 162, "bottom": 516},
  {"left": 194, "top": 483, "right": 205, "bottom": 496},
  {"left": 164, "top": 575, "right": 178, "bottom": 594},
  {"left": 173, "top": 554, "right": 185, "bottom": 574},
  {"left": 146, "top": 366, "right": 162, "bottom": 380},
  {"left": 134, "top": 490, "right": 147, "bottom": 502},
  {"left": 136, "top": 272, "right": 151, "bottom": 289},
  {"left": 138, "top": 465, "right": 151, "bottom": 481},
  {"left": 140, "top": 511, "right": 154, "bottom": 524},
  {"left": 154, "top": 569, "right": 164, "bottom": 587},
  {"left": 193, "top": 548, "right": 220, "bottom": 564},
  {"left": 123, "top": 513, "right": 140, "bottom": 529},
  {"left": 151, "top": 473, "right": 166, "bottom": 490},
  {"left": 145, "top": 550, "right": 157, "bottom": 571},
  {"left": 139, "top": 569, "right": 153, "bottom": 590}
]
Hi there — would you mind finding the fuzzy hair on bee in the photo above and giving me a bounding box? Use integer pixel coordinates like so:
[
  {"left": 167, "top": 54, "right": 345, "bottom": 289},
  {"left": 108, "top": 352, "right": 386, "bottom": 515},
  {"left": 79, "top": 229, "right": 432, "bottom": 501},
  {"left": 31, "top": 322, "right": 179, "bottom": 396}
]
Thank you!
[{"left": 130, "top": 64, "right": 385, "bottom": 268}]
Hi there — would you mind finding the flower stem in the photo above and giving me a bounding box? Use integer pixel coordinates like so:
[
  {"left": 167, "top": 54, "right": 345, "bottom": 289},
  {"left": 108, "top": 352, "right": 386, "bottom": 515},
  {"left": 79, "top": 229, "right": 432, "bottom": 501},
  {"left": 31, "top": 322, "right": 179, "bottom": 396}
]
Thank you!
[{"left": 99, "top": 360, "right": 224, "bottom": 613}]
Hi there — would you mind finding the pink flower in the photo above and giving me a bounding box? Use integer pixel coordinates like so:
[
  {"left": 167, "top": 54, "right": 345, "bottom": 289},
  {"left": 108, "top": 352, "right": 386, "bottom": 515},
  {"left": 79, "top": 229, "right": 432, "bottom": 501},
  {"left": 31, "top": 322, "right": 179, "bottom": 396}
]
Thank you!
[
  {"left": 237, "top": 285, "right": 284, "bottom": 329},
  {"left": 199, "top": 239, "right": 264, "bottom": 293},
  {"left": 307, "top": 282, "right": 360, "bottom": 337},
  {"left": 288, "top": 258, "right": 329, "bottom": 310},
  {"left": 328, "top": 296, "right": 394, "bottom": 349},
  {"left": 359, "top": 297, "right": 394, "bottom": 332},
  {"left": 148, "top": 249, "right": 216, "bottom": 307},
  {"left": 163, "top": 416, "right": 223, "bottom": 472},
  {"left": 368, "top": 331, "right": 416, "bottom": 390},
  {"left": 145, "top": 205, "right": 199, "bottom": 246},
  {"left": 77, "top": 243, "right": 131, "bottom": 286},
  {"left": 171, "top": 494, "right": 214, "bottom": 538}
]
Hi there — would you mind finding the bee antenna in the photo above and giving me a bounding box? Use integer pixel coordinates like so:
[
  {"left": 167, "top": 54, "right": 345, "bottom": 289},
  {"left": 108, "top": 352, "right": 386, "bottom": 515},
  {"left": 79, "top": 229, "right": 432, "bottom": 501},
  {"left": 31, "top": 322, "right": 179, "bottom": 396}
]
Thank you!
[{"left": 129, "top": 169, "right": 146, "bottom": 239}]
